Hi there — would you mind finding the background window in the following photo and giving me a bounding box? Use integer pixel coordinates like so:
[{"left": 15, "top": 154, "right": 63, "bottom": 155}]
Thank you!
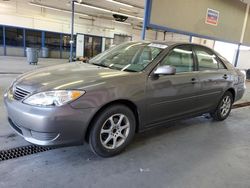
[
  {"left": 5, "top": 27, "right": 23, "bottom": 47},
  {"left": 26, "top": 30, "right": 41, "bottom": 48},
  {"left": 84, "top": 35, "right": 102, "bottom": 58},
  {"left": 45, "top": 32, "right": 60, "bottom": 51},
  {"left": 195, "top": 48, "right": 219, "bottom": 71},
  {"left": 61, "top": 34, "right": 76, "bottom": 59},
  {"left": 0, "top": 26, "right": 3, "bottom": 46},
  {"left": 161, "top": 46, "right": 194, "bottom": 73},
  {"left": 62, "top": 34, "right": 71, "bottom": 51}
]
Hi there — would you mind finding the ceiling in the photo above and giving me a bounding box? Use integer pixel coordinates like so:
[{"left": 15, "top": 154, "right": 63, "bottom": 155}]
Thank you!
[
  {"left": 27, "top": 0, "right": 145, "bottom": 24},
  {"left": 240, "top": 0, "right": 250, "bottom": 4}
]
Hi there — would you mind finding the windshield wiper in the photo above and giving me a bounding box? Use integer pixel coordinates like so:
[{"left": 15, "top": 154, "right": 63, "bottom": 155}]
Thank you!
[
  {"left": 123, "top": 69, "right": 137, "bottom": 72},
  {"left": 92, "top": 63, "right": 109, "bottom": 68}
]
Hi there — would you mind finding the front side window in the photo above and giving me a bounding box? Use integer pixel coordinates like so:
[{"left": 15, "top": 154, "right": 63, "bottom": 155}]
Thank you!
[
  {"left": 89, "top": 42, "right": 164, "bottom": 72},
  {"left": 218, "top": 59, "right": 227, "bottom": 69},
  {"left": 195, "top": 47, "right": 220, "bottom": 71},
  {"left": 160, "top": 45, "right": 194, "bottom": 73}
]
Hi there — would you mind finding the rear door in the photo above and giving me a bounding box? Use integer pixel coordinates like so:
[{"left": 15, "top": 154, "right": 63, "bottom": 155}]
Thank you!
[
  {"left": 145, "top": 45, "right": 201, "bottom": 126},
  {"left": 193, "top": 46, "right": 231, "bottom": 110}
]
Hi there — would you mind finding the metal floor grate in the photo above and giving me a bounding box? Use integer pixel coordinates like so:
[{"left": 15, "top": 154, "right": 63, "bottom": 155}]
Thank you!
[{"left": 0, "top": 145, "right": 53, "bottom": 162}]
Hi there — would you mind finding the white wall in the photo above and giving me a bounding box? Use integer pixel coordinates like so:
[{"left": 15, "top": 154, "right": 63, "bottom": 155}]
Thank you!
[
  {"left": 214, "top": 41, "right": 238, "bottom": 65},
  {"left": 155, "top": 32, "right": 190, "bottom": 42},
  {"left": 238, "top": 46, "right": 250, "bottom": 69},
  {"left": 192, "top": 37, "right": 215, "bottom": 49},
  {"left": 163, "top": 33, "right": 190, "bottom": 42}
]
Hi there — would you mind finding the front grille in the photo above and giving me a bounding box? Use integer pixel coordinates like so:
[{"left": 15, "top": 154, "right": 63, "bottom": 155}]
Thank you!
[{"left": 13, "top": 86, "right": 31, "bottom": 101}]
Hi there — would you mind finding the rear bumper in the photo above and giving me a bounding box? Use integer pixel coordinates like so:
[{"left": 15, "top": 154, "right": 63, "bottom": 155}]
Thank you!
[
  {"left": 4, "top": 95, "right": 97, "bottom": 146},
  {"left": 235, "top": 83, "right": 246, "bottom": 102}
]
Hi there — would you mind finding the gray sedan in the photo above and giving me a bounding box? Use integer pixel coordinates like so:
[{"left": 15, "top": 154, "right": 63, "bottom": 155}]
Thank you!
[{"left": 4, "top": 41, "right": 246, "bottom": 157}]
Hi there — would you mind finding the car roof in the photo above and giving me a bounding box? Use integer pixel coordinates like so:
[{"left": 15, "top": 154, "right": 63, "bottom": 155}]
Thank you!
[{"left": 136, "top": 40, "right": 210, "bottom": 49}]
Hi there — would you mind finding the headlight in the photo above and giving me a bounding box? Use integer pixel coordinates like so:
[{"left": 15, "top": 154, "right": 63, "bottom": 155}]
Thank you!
[{"left": 23, "top": 90, "right": 85, "bottom": 107}]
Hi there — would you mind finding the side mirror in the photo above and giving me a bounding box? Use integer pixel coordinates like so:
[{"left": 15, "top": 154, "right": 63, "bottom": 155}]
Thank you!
[{"left": 154, "top": 65, "right": 176, "bottom": 75}]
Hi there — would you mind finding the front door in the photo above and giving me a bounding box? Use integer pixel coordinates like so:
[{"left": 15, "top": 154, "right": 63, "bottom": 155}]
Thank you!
[{"left": 146, "top": 45, "right": 201, "bottom": 126}]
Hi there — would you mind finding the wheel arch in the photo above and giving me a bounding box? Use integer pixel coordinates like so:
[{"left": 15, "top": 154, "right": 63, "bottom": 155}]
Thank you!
[
  {"left": 226, "top": 88, "right": 236, "bottom": 102},
  {"left": 85, "top": 99, "right": 140, "bottom": 142}
]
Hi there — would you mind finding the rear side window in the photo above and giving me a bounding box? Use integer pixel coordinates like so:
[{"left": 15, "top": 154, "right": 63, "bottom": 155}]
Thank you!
[
  {"left": 160, "top": 45, "right": 194, "bottom": 73},
  {"left": 194, "top": 47, "right": 218, "bottom": 71},
  {"left": 194, "top": 46, "right": 228, "bottom": 71}
]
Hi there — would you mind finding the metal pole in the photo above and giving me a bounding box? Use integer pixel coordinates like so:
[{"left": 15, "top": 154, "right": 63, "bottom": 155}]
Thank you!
[
  {"left": 234, "top": 44, "right": 241, "bottom": 67},
  {"left": 41, "top": 31, "right": 45, "bottom": 48},
  {"left": 23, "top": 29, "right": 26, "bottom": 57},
  {"left": 3, "top": 26, "right": 6, "bottom": 56},
  {"left": 141, "top": 0, "right": 150, "bottom": 40},
  {"left": 155, "top": 31, "right": 158, "bottom": 40},
  {"left": 189, "top": 36, "right": 192, "bottom": 43},
  {"left": 70, "top": 0, "right": 75, "bottom": 62},
  {"left": 60, "top": 33, "right": 63, "bottom": 59}
]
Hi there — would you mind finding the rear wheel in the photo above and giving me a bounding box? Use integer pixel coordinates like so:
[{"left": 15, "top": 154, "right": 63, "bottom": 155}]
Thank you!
[
  {"left": 211, "top": 91, "right": 233, "bottom": 121},
  {"left": 89, "top": 105, "right": 136, "bottom": 157}
]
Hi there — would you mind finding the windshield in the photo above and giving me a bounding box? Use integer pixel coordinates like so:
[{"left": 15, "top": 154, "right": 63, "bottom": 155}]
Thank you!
[{"left": 89, "top": 42, "right": 165, "bottom": 72}]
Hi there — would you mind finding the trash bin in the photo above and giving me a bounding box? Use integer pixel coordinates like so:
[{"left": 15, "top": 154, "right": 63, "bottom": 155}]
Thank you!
[
  {"left": 26, "top": 48, "right": 38, "bottom": 65},
  {"left": 41, "top": 47, "right": 49, "bottom": 58}
]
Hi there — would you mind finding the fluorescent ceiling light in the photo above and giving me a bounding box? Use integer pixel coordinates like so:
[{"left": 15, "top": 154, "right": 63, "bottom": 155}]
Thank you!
[
  {"left": 112, "top": 20, "right": 131, "bottom": 25},
  {"left": 119, "top": 8, "right": 133, "bottom": 13},
  {"left": 29, "top": 2, "right": 89, "bottom": 17},
  {"left": 76, "top": 2, "right": 143, "bottom": 20},
  {"left": 106, "top": 0, "right": 133, "bottom": 8}
]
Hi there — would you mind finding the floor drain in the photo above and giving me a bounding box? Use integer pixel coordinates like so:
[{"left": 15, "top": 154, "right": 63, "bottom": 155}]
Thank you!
[
  {"left": 0, "top": 145, "right": 53, "bottom": 162},
  {"left": 233, "top": 102, "right": 250, "bottom": 109}
]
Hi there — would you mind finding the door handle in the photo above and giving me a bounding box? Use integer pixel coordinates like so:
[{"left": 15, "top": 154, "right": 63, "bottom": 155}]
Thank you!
[{"left": 223, "top": 74, "right": 228, "bottom": 79}]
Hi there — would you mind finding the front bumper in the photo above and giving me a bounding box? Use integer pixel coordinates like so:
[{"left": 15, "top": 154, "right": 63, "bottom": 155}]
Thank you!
[{"left": 4, "top": 95, "right": 97, "bottom": 146}]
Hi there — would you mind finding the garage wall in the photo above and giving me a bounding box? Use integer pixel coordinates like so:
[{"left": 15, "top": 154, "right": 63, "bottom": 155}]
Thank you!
[
  {"left": 149, "top": 0, "right": 246, "bottom": 44},
  {"left": 0, "top": 47, "right": 4, "bottom": 56},
  {"left": 6, "top": 47, "right": 24, "bottom": 57}
]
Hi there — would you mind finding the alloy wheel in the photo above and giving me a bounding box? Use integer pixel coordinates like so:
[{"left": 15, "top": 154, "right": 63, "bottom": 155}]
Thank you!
[
  {"left": 220, "top": 96, "right": 232, "bottom": 117},
  {"left": 100, "top": 114, "right": 130, "bottom": 150}
]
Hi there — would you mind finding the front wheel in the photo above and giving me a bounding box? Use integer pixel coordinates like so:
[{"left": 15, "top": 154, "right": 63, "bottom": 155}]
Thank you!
[
  {"left": 89, "top": 105, "right": 136, "bottom": 157},
  {"left": 211, "top": 91, "right": 233, "bottom": 121}
]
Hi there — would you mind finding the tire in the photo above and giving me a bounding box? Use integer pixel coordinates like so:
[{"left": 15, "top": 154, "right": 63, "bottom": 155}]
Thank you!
[
  {"left": 210, "top": 91, "right": 233, "bottom": 121},
  {"left": 89, "top": 104, "right": 136, "bottom": 157}
]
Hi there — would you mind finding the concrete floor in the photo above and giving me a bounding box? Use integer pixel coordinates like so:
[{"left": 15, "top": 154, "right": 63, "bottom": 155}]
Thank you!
[{"left": 0, "top": 56, "right": 250, "bottom": 188}]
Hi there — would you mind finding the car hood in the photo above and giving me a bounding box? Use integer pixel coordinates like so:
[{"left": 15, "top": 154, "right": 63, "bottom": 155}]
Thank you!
[{"left": 14, "top": 63, "right": 131, "bottom": 92}]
